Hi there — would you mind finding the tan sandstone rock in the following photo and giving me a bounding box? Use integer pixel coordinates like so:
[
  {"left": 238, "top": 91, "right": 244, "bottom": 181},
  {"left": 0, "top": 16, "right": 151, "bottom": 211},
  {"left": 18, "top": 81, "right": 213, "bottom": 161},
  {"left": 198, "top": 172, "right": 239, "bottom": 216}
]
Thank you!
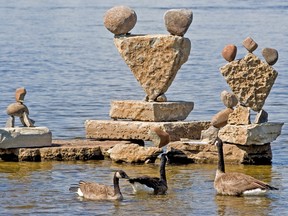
[
  {"left": 109, "top": 100, "right": 194, "bottom": 122},
  {"left": 242, "top": 37, "right": 258, "bottom": 53},
  {"left": 108, "top": 143, "right": 162, "bottom": 163},
  {"left": 149, "top": 127, "right": 170, "bottom": 148},
  {"left": 220, "top": 53, "right": 278, "bottom": 111},
  {"left": 114, "top": 34, "right": 191, "bottom": 101},
  {"left": 228, "top": 105, "right": 251, "bottom": 125},
  {"left": 220, "top": 90, "right": 238, "bottom": 108},
  {"left": 218, "top": 122, "right": 283, "bottom": 145}
]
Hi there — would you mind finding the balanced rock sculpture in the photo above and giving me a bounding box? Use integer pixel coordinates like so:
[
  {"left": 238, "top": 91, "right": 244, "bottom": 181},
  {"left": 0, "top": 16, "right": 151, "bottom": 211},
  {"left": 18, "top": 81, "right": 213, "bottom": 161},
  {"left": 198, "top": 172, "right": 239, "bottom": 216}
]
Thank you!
[{"left": 6, "top": 87, "right": 35, "bottom": 127}]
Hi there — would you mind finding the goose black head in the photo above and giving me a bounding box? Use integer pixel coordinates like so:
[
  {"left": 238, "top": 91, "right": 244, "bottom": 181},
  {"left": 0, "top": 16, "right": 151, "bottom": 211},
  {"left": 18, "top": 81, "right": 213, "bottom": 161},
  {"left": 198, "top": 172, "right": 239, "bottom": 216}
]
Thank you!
[
  {"left": 115, "top": 170, "right": 130, "bottom": 179},
  {"left": 214, "top": 137, "right": 223, "bottom": 147}
]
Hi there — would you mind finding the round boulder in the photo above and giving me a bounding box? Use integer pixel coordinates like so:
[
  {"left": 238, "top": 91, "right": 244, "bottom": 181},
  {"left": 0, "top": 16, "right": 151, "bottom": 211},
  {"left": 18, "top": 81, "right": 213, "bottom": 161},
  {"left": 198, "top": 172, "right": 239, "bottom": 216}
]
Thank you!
[
  {"left": 103, "top": 6, "right": 137, "bottom": 35},
  {"left": 220, "top": 90, "right": 238, "bottom": 108},
  {"left": 262, "top": 48, "right": 278, "bottom": 65},
  {"left": 222, "top": 44, "right": 237, "bottom": 62},
  {"left": 164, "top": 9, "right": 193, "bottom": 36}
]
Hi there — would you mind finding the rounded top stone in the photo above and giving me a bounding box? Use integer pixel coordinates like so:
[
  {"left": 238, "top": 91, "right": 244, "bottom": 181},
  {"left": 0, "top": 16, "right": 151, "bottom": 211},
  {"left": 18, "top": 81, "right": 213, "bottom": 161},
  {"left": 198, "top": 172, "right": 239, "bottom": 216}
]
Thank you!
[
  {"left": 220, "top": 90, "right": 238, "bottom": 108},
  {"left": 164, "top": 9, "right": 193, "bottom": 36},
  {"left": 222, "top": 44, "right": 237, "bottom": 62},
  {"left": 262, "top": 47, "right": 278, "bottom": 65},
  {"left": 15, "top": 87, "right": 26, "bottom": 102},
  {"left": 103, "top": 6, "right": 137, "bottom": 35}
]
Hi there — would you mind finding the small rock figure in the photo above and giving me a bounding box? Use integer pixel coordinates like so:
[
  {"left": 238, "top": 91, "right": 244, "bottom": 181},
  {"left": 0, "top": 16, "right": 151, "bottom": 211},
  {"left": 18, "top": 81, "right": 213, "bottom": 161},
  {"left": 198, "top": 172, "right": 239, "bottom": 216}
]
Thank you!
[{"left": 6, "top": 87, "right": 35, "bottom": 127}]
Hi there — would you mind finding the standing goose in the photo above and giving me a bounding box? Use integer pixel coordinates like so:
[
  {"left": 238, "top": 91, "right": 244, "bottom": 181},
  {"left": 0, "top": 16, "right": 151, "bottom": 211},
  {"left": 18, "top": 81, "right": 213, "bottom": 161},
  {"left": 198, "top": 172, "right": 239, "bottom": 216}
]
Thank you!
[
  {"left": 69, "top": 170, "right": 129, "bottom": 201},
  {"left": 128, "top": 153, "right": 168, "bottom": 195},
  {"left": 214, "top": 137, "right": 278, "bottom": 196}
]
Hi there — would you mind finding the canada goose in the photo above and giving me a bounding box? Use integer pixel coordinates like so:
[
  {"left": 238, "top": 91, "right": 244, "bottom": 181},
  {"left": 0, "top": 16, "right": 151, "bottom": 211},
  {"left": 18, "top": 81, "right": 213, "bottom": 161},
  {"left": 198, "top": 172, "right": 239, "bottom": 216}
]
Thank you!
[
  {"left": 128, "top": 153, "right": 168, "bottom": 195},
  {"left": 69, "top": 170, "right": 129, "bottom": 201},
  {"left": 214, "top": 137, "right": 278, "bottom": 196}
]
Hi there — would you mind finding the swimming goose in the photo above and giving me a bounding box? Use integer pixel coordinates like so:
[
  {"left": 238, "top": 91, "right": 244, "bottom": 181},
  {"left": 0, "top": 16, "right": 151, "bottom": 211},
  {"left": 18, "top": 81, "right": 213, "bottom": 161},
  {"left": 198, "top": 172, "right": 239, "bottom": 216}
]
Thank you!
[
  {"left": 128, "top": 153, "right": 168, "bottom": 195},
  {"left": 214, "top": 137, "right": 278, "bottom": 196},
  {"left": 69, "top": 170, "right": 129, "bottom": 201}
]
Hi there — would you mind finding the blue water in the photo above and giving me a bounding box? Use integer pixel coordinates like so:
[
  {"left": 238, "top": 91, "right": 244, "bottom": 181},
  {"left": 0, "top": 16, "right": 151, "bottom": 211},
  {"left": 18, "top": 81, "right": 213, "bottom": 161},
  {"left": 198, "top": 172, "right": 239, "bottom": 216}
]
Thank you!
[{"left": 0, "top": 0, "right": 287, "bottom": 215}]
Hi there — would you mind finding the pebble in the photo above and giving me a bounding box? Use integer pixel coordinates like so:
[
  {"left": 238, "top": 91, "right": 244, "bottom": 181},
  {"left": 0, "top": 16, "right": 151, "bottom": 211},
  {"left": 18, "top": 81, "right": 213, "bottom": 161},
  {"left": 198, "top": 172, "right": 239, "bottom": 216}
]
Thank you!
[
  {"left": 6, "top": 102, "right": 29, "bottom": 117},
  {"left": 149, "top": 127, "right": 170, "bottom": 148},
  {"left": 211, "top": 108, "right": 234, "bottom": 128},
  {"left": 220, "top": 90, "right": 238, "bottom": 108},
  {"left": 242, "top": 37, "right": 258, "bottom": 52},
  {"left": 222, "top": 44, "right": 237, "bottom": 62},
  {"left": 164, "top": 9, "right": 193, "bottom": 36},
  {"left": 262, "top": 47, "right": 278, "bottom": 65},
  {"left": 103, "top": 6, "right": 137, "bottom": 35}
]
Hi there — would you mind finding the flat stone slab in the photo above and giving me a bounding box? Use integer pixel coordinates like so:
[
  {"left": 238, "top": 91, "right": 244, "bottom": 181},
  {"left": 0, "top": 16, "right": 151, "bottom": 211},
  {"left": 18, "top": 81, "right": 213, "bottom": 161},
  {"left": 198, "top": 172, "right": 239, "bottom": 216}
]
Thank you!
[
  {"left": 85, "top": 120, "right": 210, "bottom": 141},
  {"left": 109, "top": 100, "right": 194, "bottom": 122},
  {"left": 218, "top": 122, "right": 284, "bottom": 145},
  {"left": 167, "top": 140, "right": 272, "bottom": 165},
  {"left": 0, "top": 127, "right": 52, "bottom": 149}
]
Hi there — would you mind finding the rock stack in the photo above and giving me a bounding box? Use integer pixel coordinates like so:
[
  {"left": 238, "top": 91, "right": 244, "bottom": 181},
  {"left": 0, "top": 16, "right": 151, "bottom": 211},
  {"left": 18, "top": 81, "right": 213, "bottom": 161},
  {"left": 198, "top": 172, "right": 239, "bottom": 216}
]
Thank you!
[
  {"left": 0, "top": 88, "right": 52, "bottom": 149},
  {"left": 85, "top": 6, "right": 210, "bottom": 162},
  {"left": 217, "top": 37, "right": 283, "bottom": 163}
]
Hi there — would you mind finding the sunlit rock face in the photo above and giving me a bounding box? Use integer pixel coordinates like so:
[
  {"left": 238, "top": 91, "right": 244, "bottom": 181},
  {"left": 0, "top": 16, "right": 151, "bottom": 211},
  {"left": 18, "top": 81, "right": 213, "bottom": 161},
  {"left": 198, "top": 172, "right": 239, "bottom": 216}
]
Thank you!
[
  {"left": 114, "top": 34, "right": 191, "bottom": 101},
  {"left": 220, "top": 53, "right": 278, "bottom": 112}
]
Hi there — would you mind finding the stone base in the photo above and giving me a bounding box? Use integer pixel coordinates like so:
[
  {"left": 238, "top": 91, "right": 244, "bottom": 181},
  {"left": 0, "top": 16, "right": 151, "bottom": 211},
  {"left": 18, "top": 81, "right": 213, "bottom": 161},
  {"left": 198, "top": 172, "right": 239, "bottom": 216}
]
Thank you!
[
  {"left": 109, "top": 100, "right": 194, "bottom": 122},
  {"left": 85, "top": 120, "right": 210, "bottom": 141},
  {"left": 167, "top": 140, "right": 272, "bottom": 165},
  {"left": 218, "top": 122, "right": 284, "bottom": 145},
  {"left": 0, "top": 127, "right": 52, "bottom": 149}
]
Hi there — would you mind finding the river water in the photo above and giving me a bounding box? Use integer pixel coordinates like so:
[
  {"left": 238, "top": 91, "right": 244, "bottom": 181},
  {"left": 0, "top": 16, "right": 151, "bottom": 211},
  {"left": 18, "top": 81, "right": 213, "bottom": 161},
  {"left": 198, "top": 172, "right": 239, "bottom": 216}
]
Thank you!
[{"left": 0, "top": 0, "right": 287, "bottom": 215}]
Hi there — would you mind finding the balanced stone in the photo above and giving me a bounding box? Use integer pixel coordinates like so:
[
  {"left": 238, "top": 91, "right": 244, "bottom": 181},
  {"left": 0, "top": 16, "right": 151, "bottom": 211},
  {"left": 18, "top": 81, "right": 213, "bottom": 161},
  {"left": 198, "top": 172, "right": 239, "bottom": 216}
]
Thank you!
[
  {"left": 220, "top": 90, "right": 238, "bottom": 108},
  {"left": 220, "top": 53, "right": 278, "bottom": 111},
  {"left": 149, "top": 126, "right": 170, "bottom": 148},
  {"left": 109, "top": 100, "right": 194, "bottom": 122},
  {"left": 114, "top": 34, "right": 191, "bottom": 101},
  {"left": 221, "top": 44, "right": 237, "bottom": 62},
  {"left": 218, "top": 122, "right": 283, "bottom": 145},
  {"left": 211, "top": 108, "right": 234, "bottom": 128},
  {"left": 262, "top": 48, "right": 278, "bottom": 65},
  {"left": 164, "top": 9, "right": 193, "bottom": 36},
  {"left": 242, "top": 36, "right": 258, "bottom": 52},
  {"left": 103, "top": 6, "right": 137, "bottom": 35},
  {"left": 228, "top": 105, "right": 251, "bottom": 125},
  {"left": 15, "top": 87, "right": 26, "bottom": 102}
]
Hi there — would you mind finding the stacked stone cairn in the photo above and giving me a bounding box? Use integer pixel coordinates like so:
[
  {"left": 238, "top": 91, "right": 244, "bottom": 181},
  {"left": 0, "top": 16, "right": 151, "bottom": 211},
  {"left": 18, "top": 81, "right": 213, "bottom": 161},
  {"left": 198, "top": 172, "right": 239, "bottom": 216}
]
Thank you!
[
  {"left": 0, "top": 88, "right": 52, "bottom": 149},
  {"left": 85, "top": 6, "right": 211, "bottom": 163},
  {"left": 205, "top": 37, "right": 283, "bottom": 164}
]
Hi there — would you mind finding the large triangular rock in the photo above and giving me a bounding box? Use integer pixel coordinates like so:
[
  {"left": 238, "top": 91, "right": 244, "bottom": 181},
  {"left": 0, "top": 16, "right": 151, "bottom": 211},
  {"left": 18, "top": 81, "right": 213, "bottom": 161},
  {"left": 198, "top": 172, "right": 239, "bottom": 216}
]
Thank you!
[
  {"left": 220, "top": 53, "right": 278, "bottom": 111},
  {"left": 114, "top": 34, "right": 191, "bottom": 101}
]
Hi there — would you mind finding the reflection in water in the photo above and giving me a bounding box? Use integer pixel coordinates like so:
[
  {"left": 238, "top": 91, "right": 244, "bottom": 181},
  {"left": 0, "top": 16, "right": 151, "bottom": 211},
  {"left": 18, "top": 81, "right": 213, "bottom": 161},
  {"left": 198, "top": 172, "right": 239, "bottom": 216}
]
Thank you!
[{"left": 215, "top": 195, "right": 273, "bottom": 216}]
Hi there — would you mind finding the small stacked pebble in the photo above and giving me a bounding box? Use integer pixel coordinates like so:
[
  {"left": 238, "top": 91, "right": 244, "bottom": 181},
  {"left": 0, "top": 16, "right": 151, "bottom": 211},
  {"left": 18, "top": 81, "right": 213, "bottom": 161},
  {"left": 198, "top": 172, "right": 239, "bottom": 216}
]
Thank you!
[
  {"left": 164, "top": 9, "right": 193, "bottom": 36},
  {"left": 103, "top": 5, "right": 137, "bottom": 35},
  {"left": 6, "top": 87, "right": 35, "bottom": 127}
]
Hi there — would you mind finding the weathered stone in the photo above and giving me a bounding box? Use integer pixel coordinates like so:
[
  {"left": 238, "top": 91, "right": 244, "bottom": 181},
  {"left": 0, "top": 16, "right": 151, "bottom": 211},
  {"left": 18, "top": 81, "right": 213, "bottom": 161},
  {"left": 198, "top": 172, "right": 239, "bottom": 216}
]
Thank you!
[
  {"left": 6, "top": 102, "right": 29, "bottom": 117},
  {"left": 0, "top": 127, "right": 52, "bottom": 149},
  {"left": 103, "top": 6, "right": 137, "bottom": 35},
  {"left": 211, "top": 108, "right": 234, "bottom": 128},
  {"left": 254, "top": 109, "right": 268, "bottom": 124},
  {"left": 220, "top": 90, "right": 238, "bottom": 108},
  {"left": 85, "top": 120, "right": 210, "bottom": 141},
  {"left": 15, "top": 87, "right": 26, "bottom": 102},
  {"left": 218, "top": 122, "right": 283, "bottom": 145},
  {"left": 220, "top": 53, "right": 278, "bottom": 111},
  {"left": 114, "top": 34, "right": 191, "bottom": 101},
  {"left": 109, "top": 100, "right": 194, "bottom": 122},
  {"left": 222, "top": 44, "right": 237, "bottom": 62},
  {"left": 167, "top": 141, "right": 272, "bottom": 165},
  {"left": 155, "top": 94, "right": 167, "bottom": 102},
  {"left": 149, "top": 127, "right": 170, "bottom": 148},
  {"left": 242, "top": 37, "right": 258, "bottom": 52},
  {"left": 108, "top": 143, "right": 162, "bottom": 163},
  {"left": 200, "top": 125, "right": 219, "bottom": 143},
  {"left": 228, "top": 105, "right": 251, "bottom": 125},
  {"left": 262, "top": 48, "right": 278, "bottom": 65},
  {"left": 164, "top": 9, "right": 193, "bottom": 36}
]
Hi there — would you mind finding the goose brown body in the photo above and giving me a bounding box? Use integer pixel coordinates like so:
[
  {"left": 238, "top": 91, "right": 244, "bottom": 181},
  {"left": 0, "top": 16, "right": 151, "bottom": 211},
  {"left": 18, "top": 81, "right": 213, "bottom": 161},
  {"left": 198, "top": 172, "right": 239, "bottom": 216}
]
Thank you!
[
  {"left": 69, "top": 170, "right": 129, "bottom": 201},
  {"left": 214, "top": 138, "right": 278, "bottom": 196}
]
